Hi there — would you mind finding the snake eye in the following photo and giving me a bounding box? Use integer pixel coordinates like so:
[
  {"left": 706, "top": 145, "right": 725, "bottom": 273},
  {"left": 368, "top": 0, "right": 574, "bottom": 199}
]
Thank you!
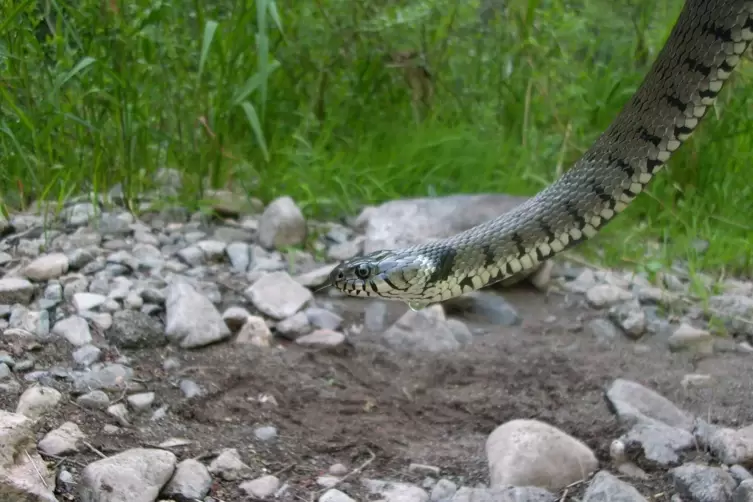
[{"left": 354, "top": 264, "right": 370, "bottom": 279}]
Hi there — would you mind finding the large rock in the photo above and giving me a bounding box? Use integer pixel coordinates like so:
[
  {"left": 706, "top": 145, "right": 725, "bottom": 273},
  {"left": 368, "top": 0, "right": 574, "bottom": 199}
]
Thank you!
[
  {"left": 356, "top": 194, "right": 529, "bottom": 253},
  {"left": 486, "top": 419, "right": 598, "bottom": 492},
  {"left": 77, "top": 448, "right": 176, "bottom": 502},
  {"left": 0, "top": 410, "right": 58, "bottom": 502}
]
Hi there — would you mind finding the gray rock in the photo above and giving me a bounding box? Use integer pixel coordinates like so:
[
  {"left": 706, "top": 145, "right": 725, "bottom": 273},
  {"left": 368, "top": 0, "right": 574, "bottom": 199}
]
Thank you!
[
  {"left": 107, "top": 310, "right": 166, "bottom": 349},
  {"left": 605, "top": 378, "right": 693, "bottom": 430},
  {"left": 668, "top": 323, "right": 714, "bottom": 355},
  {"left": 72, "top": 344, "right": 102, "bottom": 367},
  {"left": 709, "top": 295, "right": 753, "bottom": 337},
  {"left": 239, "top": 474, "right": 281, "bottom": 498},
  {"left": 165, "top": 279, "right": 231, "bottom": 348},
  {"left": 0, "top": 278, "right": 35, "bottom": 304},
  {"left": 451, "top": 486, "right": 556, "bottom": 502},
  {"left": 22, "top": 252, "right": 69, "bottom": 281},
  {"left": 356, "top": 193, "right": 528, "bottom": 254},
  {"left": 226, "top": 242, "right": 251, "bottom": 272},
  {"left": 305, "top": 307, "right": 343, "bottom": 331},
  {"left": 73, "top": 292, "right": 107, "bottom": 312},
  {"left": 126, "top": 392, "right": 155, "bottom": 412},
  {"left": 620, "top": 419, "right": 694, "bottom": 466},
  {"left": 296, "top": 329, "right": 345, "bottom": 349},
  {"left": 430, "top": 479, "right": 457, "bottom": 501},
  {"left": 0, "top": 410, "right": 57, "bottom": 501},
  {"left": 586, "top": 284, "right": 633, "bottom": 308},
  {"left": 609, "top": 301, "right": 647, "bottom": 338},
  {"left": 38, "top": 421, "right": 85, "bottom": 456},
  {"left": 72, "top": 363, "right": 133, "bottom": 393},
  {"left": 486, "top": 419, "right": 598, "bottom": 492},
  {"left": 586, "top": 318, "right": 621, "bottom": 345},
  {"left": 670, "top": 462, "right": 736, "bottom": 502},
  {"left": 383, "top": 306, "right": 461, "bottom": 353},
  {"left": 77, "top": 390, "right": 110, "bottom": 410},
  {"left": 254, "top": 426, "right": 278, "bottom": 441},
  {"left": 730, "top": 465, "right": 753, "bottom": 484},
  {"left": 276, "top": 311, "right": 312, "bottom": 338},
  {"left": 208, "top": 448, "right": 251, "bottom": 481},
  {"left": 162, "top": 458, "right": 213, "bottom": 501},
  {"left": 363, "top": 479, "right": 429, "bottom": 502},
  {"left": 320, "top": 489, "right": 356, "bottom": 502},
  {"left": 444, "top": 291, "right": 520, "bottom": 326},
  {"left": 16, "top": 385, "right": 62, "bottom": 419},
  {"left": 232, "top": 316, "right": 272, "bottom": 347},
  {"left": 708, "top": 425, "right": 753, "bottom": 465},
  {"left": 245, "top": 271, "right": 313, "bottom": 320},
  {"left": 582, "top": 470, "right": 648, "bottom": 502},
  {"left": 735, "top": 479, "right": 753, "bottom": 502},
  {"left": 52, "top": 315, "right": 92, "bottom": 346},
  {"left": 258, "top": 196, "right": 307, "bottom": 250},
  {"left": 77, "top": 447, "right": 177, "bottom": 502}
]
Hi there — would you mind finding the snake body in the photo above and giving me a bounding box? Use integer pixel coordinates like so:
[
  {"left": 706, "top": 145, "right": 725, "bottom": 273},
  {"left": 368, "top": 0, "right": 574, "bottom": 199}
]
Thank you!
[{"left": 331, "top": 0, "right": 753, "bottom": 306}]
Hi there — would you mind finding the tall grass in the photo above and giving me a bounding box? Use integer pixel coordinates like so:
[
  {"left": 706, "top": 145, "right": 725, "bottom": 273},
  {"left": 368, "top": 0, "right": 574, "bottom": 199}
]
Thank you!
[{"left": 0, "top": 0, "right": 751, "bottom": 276}]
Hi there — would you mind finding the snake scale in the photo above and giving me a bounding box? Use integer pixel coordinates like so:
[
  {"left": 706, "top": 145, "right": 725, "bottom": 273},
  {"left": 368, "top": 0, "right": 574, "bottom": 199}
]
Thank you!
[{"left": 330, "top": 0, "right": 753, "bottom": 307}]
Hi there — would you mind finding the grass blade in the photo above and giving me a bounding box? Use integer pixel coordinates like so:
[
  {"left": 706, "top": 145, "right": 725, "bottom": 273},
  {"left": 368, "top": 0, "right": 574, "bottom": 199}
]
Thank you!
[
  {"left": 240, "top": 100, "right": 270, "bottom": 161},
  {"left": 198, "top": 20, "right": 219, "bottom": 81}
]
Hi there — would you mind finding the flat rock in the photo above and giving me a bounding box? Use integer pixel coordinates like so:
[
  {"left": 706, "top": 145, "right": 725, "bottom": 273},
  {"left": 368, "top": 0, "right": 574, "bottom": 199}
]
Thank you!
[
  {"left": 245, "top": 271, "right": 313, "bottom": 320},
  {"left": 605, "top": 378, "right": 694, "bottom": 430},
  {"left": 451, "top": 486, "right": 556, "bottom": 502}
]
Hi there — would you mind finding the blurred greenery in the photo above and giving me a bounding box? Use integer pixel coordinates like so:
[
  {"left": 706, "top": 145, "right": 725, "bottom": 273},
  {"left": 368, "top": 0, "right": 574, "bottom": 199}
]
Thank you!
[{"left": 1, "top": 0, "right": 751, "bottom": 278}]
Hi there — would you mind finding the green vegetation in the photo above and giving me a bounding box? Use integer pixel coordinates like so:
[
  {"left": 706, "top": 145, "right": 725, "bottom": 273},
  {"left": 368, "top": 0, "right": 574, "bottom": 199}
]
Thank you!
[{"left": 1, "top": 0, "right": 751, "bottom": 278}]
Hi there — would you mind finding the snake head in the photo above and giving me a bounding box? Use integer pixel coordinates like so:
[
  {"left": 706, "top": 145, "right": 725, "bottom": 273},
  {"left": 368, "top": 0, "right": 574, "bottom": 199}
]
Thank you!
[{"left": 329, "top": 249, "right": 428, "bottom": 301}]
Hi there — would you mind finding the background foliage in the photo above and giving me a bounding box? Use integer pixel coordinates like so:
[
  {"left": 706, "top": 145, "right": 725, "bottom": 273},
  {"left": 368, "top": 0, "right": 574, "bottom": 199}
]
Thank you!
[{"left": 1, "top": 0, "right": 751, "bottom": 277}]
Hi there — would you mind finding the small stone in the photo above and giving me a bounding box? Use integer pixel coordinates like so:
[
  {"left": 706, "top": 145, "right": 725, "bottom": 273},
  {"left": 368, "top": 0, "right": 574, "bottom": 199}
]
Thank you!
[
  {"left": 22, "top": 253, "right": 69, "bottom": 281},
  {"left": 162, "top": 458, "right": 213, "bottom": 501},
  {"left": 0, "top": 278, "right": 35, "bottom": 304},
  {"left": 127, "top": 392, "right": 155, "bottom": 412},
  {"left": 222, "top": 306, "right": 251, "bottom": 332},
  {"left": 245, "top": 271, "right": 313, "bottom": 320},
  {"left": 16, "top": 385, "right": 62, "bottom": 419},
  {"left": 73, "top": 292, "right": 107, "bottom": 312},
  {"left": 254, "top": 425, "right": 278, "bottom": 441},
  {"left": 582, "top": 471, "right": 648, "bottom": 502},
  {"left": 77, "top": 390, "right": 110, "bottom": 410},
  {"left": 239, "top": 474, "right": 280, "bottom": 498},
  {"left": 409, "top": 463, "right": 440, "bottom": 477},
  {"left": 38, "top": 421, "right": 85, "bottom": 456},
  {"left": 235, "top": 315, "right": 273, "bottom": 346},
  {"left": 585, "top": 284, "right": 633, "bottom": 308},
  {"left": 329, "top": 463, "right": 348, "bottom": 476},
  {"left": 605, "top": 378, "right": 693, "bottom": 430},
  {"left": 430, "top": 478, "right": 457, "bottom": 501},
  {"left": 52, "top": 315, "right": 92, "bottom": 347},
  {"left": 319, "top": 489, "right": 356, "bottom": 502},
  {"left": 107, "top": 402, "right": 130, "bottom": 426},
  {"left": 208, "top": 448, "right": 251, "bottom": 481},
  {"left": 295, "top": 329, "right": 345, "bottom": 349},
  {"left": 668, "top": 323, "right": 714, "bottom": 355},
  {"left": 258, "top": 196, "right": 307, "bottom": 250},
  {"left": 165, "top": 279, "right": 231, "bottom": 348}
]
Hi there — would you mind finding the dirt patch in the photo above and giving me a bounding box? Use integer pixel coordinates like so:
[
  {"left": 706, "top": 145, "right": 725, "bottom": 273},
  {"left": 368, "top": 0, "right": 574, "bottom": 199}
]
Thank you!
[{"left": 4, "top": 286, "right": 753, "bottom": 501}]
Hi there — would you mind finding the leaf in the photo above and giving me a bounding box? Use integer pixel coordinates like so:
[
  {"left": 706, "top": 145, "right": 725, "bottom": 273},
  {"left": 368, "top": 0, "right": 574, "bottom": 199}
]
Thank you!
[
  {"left": 240, "top": 101, "right": 270, "bottom": 162},
  {"left": 198, "top": 20, "right": 219, "bottom": 81},
  {"left": 53, "top": 56, "right": 97, "bottom": 94},
  {"left": 230, "top": 60, "right": 281, "bottom": 107}
]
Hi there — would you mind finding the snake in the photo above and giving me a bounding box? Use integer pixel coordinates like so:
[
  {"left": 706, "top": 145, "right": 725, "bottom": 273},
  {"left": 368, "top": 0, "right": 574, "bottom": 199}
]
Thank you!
[{"left": 330, "top": 0, "right": 753, "bottom": 308}]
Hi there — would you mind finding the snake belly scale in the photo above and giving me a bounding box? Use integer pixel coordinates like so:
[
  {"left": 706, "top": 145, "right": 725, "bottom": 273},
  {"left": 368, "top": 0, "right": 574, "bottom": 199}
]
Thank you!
[{"left": 330, "top": 0, "right": 753, "bottom": 306}]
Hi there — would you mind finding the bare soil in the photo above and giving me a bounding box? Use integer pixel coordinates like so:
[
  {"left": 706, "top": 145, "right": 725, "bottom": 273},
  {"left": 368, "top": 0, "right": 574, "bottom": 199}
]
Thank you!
[{"left": 5, "top": 285, "right": 753, "bottom": 501}]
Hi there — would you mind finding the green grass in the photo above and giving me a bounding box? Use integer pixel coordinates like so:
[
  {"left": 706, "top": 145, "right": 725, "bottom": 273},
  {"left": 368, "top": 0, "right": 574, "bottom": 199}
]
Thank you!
[{"left": 1, "top": 0, "right": 752, "bottom": 280}]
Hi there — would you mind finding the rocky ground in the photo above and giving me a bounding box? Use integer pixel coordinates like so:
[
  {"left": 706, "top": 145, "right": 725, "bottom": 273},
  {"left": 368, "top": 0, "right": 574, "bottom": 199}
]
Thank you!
[{"left": 1, "top": 176, "right": 753, "bottom": 502}]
